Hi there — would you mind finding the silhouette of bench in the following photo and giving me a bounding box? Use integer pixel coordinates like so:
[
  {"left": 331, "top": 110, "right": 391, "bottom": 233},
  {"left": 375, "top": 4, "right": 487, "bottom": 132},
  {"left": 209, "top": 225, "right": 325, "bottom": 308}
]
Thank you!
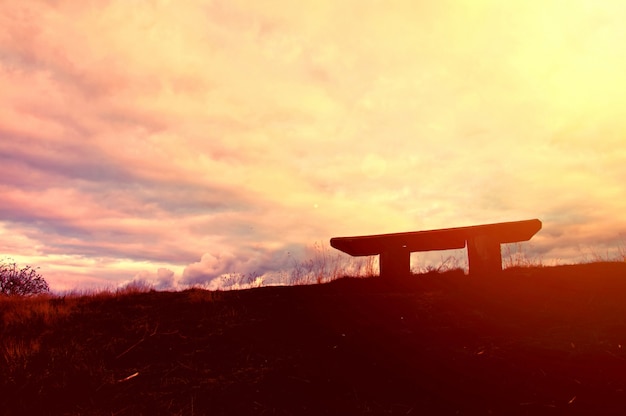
[{"left": 330, "top": 219, "right": 542, "bottom": 278}]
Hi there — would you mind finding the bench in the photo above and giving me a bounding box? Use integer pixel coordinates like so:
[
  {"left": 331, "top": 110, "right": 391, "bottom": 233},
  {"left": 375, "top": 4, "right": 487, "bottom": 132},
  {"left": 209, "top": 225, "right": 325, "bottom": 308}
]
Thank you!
[{"left": 330, "top": 219, "right": 542, "bottom": 278}]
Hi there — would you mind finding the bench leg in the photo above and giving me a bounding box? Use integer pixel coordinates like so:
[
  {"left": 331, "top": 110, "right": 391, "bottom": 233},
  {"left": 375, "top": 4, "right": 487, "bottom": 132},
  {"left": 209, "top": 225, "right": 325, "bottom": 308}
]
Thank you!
[
  {"left": 380, "top": 249, "right": 411, "bottom": 279},
  {"left": 467, "top": 235, "right": 502, "bottom": 276}
]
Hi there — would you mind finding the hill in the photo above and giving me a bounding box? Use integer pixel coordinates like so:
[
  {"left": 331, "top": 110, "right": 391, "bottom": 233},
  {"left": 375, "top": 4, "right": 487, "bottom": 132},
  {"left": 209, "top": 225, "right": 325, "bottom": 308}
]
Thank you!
[{"left": 2, "top": 262, "right": 626, "bottom": 415}]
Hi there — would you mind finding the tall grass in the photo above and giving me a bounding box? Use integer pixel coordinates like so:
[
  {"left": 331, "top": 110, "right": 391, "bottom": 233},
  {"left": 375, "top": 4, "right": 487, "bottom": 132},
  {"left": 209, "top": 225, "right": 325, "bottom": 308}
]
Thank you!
[
  {"left": 201, "top": 242, "right": 379, "bottom": 290},
  {"left": 0, "top": 282, "right": 180, "bottom": 412},
  {"left": 287, "top": 241, "right": 377, "bottom": 285},
  {"left": 0, "top": 278, "right": 164, "bottom": 378},
  {"left": 502, "top": 242, "right": 546, "bottom": 269},
  {"left": 0, "top": 294, "right": 73, "bottom": 388},
  {"left": 200, "top": 240, "right": 565, "bottom": 290},
  {"left": 2, "top": 243, "right": 624, "bottom": 412},
  {"left": 412, "top": 251, "right": 467, "bottom": 274},
  {"left": 577, "top": 240, "right": 626, "bottom": 264}
]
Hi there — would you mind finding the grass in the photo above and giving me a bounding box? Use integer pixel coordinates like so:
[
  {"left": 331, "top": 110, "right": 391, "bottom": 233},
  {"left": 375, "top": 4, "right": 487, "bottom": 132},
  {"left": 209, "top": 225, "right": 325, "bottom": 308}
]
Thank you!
[
  {"left": 2, "top": 261, "right": 626, "bottom": 415},
  {"left": 200, "top": 242, "right": 379, "bottom": 290},
  {"left": 288, "top": 242, "right": 378, "bottom": 285}
]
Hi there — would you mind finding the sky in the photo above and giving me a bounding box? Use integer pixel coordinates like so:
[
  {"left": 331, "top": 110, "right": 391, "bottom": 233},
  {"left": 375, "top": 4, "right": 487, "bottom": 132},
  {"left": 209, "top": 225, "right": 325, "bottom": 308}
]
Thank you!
[{"left": 2, "top": 0, "right": 626, "bottom": 291}]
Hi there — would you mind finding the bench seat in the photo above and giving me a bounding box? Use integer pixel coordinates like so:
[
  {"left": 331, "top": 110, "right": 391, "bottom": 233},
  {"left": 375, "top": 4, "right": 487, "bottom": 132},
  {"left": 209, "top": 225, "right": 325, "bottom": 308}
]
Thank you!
[{"left": 330, "top": 219, "right": 542, "bottom": 277}]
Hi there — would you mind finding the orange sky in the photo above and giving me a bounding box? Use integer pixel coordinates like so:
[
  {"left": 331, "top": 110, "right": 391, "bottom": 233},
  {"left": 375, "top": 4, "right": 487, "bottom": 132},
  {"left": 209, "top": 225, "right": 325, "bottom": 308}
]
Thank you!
[{"left": 2, "top": 0, "right": 626, "bottom": 291}]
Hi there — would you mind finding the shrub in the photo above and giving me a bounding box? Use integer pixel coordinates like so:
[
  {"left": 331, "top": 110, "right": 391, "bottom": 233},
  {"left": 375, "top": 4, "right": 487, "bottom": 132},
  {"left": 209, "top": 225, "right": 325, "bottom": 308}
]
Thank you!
[{"left": 0, "top": 260, "right": 49, "bottom": 296}]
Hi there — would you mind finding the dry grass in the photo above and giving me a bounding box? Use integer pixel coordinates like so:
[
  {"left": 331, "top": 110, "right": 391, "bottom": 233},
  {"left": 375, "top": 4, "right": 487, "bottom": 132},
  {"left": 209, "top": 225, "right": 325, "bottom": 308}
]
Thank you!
[
  {"left": 2, "top": 238, "right": 625, "bottom": 415},
  {"left": 0, "top": 250, "right": 374, "bottom": 413},
  {"left": 502, "top": 242, "right": 546, "bottom": 269},
  {"left": 0, "top": 285, "right": 236, "bottom": 415},
  {"left": 2, "top": 262, "right": 626, "bottom": 415},
  {"left": 181, "top": 239, "right": 582, "bottom": 291},
  {"left": 577, "top": 241, "right": 626, "bottom": 264},
  {"left": 0, "top": 294, "right": 72, "bottom": 394},
  {"left": 288, "top": 242, "right": 378, "bottom": 285},
  {"left": 0, "top": 283, "right": 161, "bottom": 412}
]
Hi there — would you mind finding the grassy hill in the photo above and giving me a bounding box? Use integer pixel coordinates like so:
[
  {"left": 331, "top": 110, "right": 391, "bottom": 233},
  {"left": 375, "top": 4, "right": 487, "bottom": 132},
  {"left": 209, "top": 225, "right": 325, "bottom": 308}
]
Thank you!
[{"left": 2, "top": 262, "right": 626, "bottom": 415}]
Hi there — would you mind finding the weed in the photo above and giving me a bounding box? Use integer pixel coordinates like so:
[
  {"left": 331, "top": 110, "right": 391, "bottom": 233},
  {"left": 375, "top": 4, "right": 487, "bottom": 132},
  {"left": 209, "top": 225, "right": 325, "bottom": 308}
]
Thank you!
[
  {"left": 288, "top": 242, "right": 377, "bottom": 285},
  {"left": 0, "top": 294, "right": 72, "bottom": 332},
  {"left": 577, "top": 240, "right": 626, "bottom": 264},
  {"left": 1, "top": 337, "right": 41, "bottom": 378},
  {"left": 416, "top": 253, "right": 467, "bottom": 274},
  {"left": 502, "top": 242, "right": 545, "bottom": 269}
]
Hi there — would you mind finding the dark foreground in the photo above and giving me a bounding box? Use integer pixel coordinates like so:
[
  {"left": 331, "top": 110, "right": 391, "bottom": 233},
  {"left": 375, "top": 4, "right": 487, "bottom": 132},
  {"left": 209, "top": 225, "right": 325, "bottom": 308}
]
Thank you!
[{"left": 2, "top": 263, "right": 626, "bottom": 415}]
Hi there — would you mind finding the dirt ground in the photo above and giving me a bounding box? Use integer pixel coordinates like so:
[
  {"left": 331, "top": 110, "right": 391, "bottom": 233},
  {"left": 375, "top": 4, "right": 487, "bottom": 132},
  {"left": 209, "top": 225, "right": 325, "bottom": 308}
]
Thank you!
[{"left": 3, "top": 262, "right": 626, "bottom": 415}]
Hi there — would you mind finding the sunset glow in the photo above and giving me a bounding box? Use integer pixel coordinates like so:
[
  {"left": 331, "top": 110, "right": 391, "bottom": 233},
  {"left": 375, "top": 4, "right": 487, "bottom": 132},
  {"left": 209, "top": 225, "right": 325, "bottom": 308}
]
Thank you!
[{"left": 2, "top": 0, "right": 626, "bottom": 290}]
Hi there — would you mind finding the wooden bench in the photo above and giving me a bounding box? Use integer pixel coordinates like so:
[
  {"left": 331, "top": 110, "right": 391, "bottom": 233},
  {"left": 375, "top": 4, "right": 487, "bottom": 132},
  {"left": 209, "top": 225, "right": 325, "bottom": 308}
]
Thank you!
[{"left": 330, "top": 219, "right": 542, "bottom": 278}]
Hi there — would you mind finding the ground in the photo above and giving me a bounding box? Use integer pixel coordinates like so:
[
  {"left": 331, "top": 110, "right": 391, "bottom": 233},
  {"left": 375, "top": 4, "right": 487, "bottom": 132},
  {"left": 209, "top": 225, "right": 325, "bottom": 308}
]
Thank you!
[{"left": 2, "top": 262, "right": 626, "bottom": 415}]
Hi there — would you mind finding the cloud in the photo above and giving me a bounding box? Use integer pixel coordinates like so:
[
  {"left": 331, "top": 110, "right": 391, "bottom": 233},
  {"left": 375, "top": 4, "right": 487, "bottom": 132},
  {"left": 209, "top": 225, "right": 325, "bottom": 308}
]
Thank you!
[
  {"left": 180, "top": 245, "right": 300, "bottom": 287},
  {"left": 2, "top": 0, "right": 626, "bottom": 290},
  {"left": 130, "top": 267, "right": 176, "bottom": 291}
]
